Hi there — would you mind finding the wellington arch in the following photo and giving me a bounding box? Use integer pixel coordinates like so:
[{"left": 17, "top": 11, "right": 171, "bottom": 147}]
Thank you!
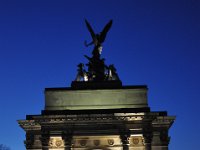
[{"left": 18, "top": 20, "right": 175, "bottom": 150}]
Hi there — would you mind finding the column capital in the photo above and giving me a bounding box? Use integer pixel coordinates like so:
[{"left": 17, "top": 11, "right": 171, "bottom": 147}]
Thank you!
[
  {"left": 62, "top": 132, "right": 73, "bottom": 150},
  {"left": 40, "top": 131, "right": 50, "bottom": 150},
  {"left": 143, "top": 133, "right": 153, "bottom": 150},
  {"left": 120, "top": 132, "right": 130, "bottom": 150}
]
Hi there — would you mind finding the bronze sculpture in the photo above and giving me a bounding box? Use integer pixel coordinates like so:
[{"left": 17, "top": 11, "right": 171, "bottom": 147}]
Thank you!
[
  {"left": 75, "top": 19, "right": 120, "bottom": 82},
  {"left": 84, "top": 19, "right": 113, "bottom": 59}
]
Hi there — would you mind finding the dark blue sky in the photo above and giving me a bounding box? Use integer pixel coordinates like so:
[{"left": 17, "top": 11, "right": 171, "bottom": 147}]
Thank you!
[{"left": 0, "top": 0, "right": 199, "bottom": 149}]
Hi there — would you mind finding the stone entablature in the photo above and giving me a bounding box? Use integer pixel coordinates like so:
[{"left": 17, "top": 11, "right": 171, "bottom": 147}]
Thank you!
[{"left": 18, "top": 111, "right": 175, "bottom": 150}]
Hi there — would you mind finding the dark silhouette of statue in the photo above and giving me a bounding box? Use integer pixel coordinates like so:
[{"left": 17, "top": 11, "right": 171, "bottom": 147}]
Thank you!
[
  {"left": 75, "top": 63, "right": 87, "bottom": 81},
  {"left": 107, "top": 64, "right": 120, "bottom": 81},
  {"left": 84, "top": 19, "right": 112, "bottom": 59},
  {"left": 83, "top": 19, "right": 113, "bottom": 81},
  {"left": 74, "top": 19, "right": 121, "bottom": 83}
]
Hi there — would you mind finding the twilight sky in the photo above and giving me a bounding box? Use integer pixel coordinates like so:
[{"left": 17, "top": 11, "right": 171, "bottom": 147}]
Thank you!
[{"left": 0, "top": 0, "right": 199, "bottom": 149}]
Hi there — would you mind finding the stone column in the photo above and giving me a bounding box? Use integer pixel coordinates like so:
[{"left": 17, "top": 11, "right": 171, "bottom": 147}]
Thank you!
[
  {"left": 159, "top": 129, "right": 170, "bottom": 150},
  {"left": 25, "top": 133, "right": 34, "bottom": 149},
  {"left": 120, "top": 134, "right": 130, "bottom": 150},
  {"left": 40, "top": 132, "right": 50, "bottom": 150},
  {"left": 143, "top": 133, "right": 152, "bottom": 150},
  {"left": 62, "top": 132, "right": 73, "bottom": 150}
]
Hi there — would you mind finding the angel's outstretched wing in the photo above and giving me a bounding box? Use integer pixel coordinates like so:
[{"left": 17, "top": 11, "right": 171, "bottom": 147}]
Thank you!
[
  {"left": 85, "top": 19, "right": 96, "bottom": 43},
  {"left": 99, "top": 20, "right": 113, "bottom": 43}
]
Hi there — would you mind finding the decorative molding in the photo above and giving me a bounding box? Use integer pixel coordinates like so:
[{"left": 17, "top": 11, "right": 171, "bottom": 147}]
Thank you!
[
  {"left": 79, "top": 140, "right": 87, "bottom": 146},
  {"left": 19, "top": 113, "right": 173, "bottom": 126},
  {"left": 55, "top": 139, "right": 63, "bottom": 147},
  {"left": 132, "top": 138, "right": 139, "bottom": 145},
  {"left": 107, "top": 139, "right": 114, "bottom": 145},
  {"left": 48, "top": 137, "right": 64, "bottom": 148},
  {"left": 94, "top": 140, "right": 100, "bottom": 146}
]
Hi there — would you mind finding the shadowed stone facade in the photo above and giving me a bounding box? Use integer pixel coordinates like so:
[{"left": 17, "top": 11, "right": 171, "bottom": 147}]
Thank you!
[{"left": 18, "top": 85, "right": 175, "bottom": 150}]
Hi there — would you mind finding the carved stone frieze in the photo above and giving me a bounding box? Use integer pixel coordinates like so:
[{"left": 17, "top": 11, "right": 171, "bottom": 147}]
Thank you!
[
  {"left": 132, "top": 137, "right": 139, "bottom": 145},
  {"left": 94, "top": 140, "right": 100, "bottom": 146},
  {"left": 79, "top": 140, "right": 87, "bottom": 146},
  {"left": 107, "top": 139, "right": 114, "bottom": 145},
  {"left": 19, "top": 104, "right": 175, "bottom": 150},
  {"left": 48, "top": 137, "right": 64, "bottom": 148}
]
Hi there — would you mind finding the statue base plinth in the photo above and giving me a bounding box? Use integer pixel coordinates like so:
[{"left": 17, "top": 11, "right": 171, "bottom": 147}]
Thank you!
[{"left": 71, "top": 80, "right": 122, "bottom": 90}]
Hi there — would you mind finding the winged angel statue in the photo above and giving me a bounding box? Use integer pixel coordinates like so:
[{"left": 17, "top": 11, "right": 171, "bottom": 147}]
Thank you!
[
  {"left": 84, "top": 19, "right": 112, "bottom": 58},
  {"left": 75, "top": 19, "right": 120, "bottom": 82}
]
